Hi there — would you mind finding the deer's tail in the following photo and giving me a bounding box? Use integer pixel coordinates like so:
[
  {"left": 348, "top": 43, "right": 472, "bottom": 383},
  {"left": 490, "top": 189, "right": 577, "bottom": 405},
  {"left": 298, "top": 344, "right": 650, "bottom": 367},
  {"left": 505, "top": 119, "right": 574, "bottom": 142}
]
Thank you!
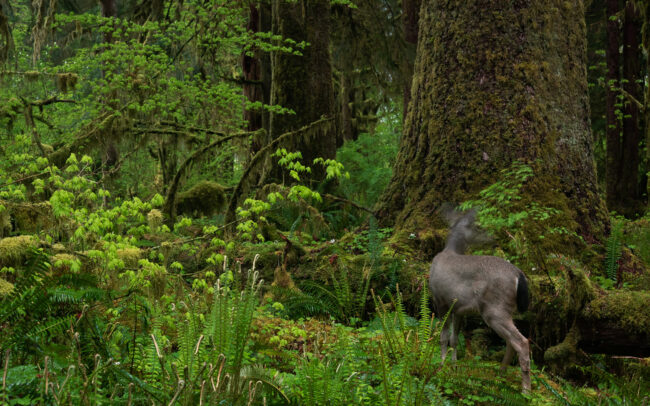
[{"left": 516, "top": 272, "right": 529, "bottom": 313}]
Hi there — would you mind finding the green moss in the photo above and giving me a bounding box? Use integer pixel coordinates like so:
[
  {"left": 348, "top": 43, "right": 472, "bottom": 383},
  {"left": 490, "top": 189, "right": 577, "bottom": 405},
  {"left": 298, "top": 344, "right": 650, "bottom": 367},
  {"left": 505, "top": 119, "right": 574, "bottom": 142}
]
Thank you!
[
  {"left": 0, "top": 277, "right": 14, "bottom": 297},
  {"left": 543, "top": 324, "right": 583, "bottom": 375},
  {"left": 116, "top": 248, "right": 142, "bottom": 267},
  {"left": 582, "top": 291, "right": 650, "bottom": 336},
  {"left": 0, "top": 235, "right": 38, "bottom": 267},
  {"left": 0, "top": 204, "right": 10, "bottom": 238},
  {"left": 176, "top": 181, "right": 226, "bottom": 218}
]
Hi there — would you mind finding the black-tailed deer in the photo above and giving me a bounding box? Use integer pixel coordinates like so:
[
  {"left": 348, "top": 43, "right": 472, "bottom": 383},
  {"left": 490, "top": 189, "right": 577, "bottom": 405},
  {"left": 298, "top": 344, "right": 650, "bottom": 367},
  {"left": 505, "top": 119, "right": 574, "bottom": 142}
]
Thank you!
[{"left": 428, "top": 207, "right": 531, "bottom": 391}]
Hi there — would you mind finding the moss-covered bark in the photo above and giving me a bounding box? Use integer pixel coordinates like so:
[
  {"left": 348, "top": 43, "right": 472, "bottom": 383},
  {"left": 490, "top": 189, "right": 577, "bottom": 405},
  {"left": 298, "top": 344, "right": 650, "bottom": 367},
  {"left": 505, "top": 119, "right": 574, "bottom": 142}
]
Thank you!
[
  {"left": 269, "top": 0, "right": 336, "bottom": 181},
  {"left": 377, "top": 0, "right": 608, "bottom": 246}
]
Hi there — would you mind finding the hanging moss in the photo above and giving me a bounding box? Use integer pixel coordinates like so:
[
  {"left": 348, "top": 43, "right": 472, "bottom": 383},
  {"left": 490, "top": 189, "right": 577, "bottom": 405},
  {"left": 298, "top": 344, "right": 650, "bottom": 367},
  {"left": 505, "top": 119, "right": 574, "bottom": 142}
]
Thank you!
[
  {"left": 24, "top": 70, "right": 40, "bottom": 82},
  {"left": 7, "top": 202, "right": 54, "bottom": 234},
  {"left": 0, "top": 235, "right": 38, "bottom": 267},
  {"left": 147, "top": 209, "right": 163, "bottom": 231},
  {"left": 0, "top": 205, "right": 10, "bottom": 238},
  {"left": 176, "top": 181, "right": 226, "bottom": 218},
  {"left": 54, "top": 72, "right": 79, "bottom": 93}
]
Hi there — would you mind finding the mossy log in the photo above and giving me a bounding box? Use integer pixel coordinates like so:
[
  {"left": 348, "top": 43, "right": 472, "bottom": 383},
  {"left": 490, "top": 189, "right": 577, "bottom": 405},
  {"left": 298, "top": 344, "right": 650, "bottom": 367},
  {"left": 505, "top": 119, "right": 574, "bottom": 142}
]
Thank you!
[{"left": 577, "top": 291, "right": 650, "bottom": 356}]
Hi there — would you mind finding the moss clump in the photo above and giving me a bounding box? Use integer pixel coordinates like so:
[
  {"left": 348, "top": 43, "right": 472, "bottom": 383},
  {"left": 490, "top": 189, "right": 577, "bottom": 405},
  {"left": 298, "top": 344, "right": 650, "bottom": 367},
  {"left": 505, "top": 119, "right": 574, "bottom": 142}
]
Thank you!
[
  {"left": 544, "top": 325, "right": 583, "bottom": 375},
  {"left": 0, "top": 277, "right": 14, "bottom": 297},
  {"left": 116, "top": 248, "right": 142, "bottom": 267},
  {"left": 582, "top": 291, "right": 650, "bottom": 336},
  {"left": 176, "top": 181, "right": 226, "bottom": 218},
  {"left": 41, "top": 143, "right": 54, "bottom": 154},
  {"left": 0, "top": 236, "right": 38, "bottom": 267},
  {"left": 385, "top": 228, "right": 445, "bottom": 261},
  {"left": 147, "top": 209, "right": 163, "bottom": 231}
]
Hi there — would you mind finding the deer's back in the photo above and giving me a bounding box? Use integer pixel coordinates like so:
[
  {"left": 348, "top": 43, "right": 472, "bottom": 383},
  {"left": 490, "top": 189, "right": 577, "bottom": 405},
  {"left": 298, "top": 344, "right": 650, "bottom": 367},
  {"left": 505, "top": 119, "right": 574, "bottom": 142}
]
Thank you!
[{"left": 428, "top": 251, "right": 522, "bottom": 316}]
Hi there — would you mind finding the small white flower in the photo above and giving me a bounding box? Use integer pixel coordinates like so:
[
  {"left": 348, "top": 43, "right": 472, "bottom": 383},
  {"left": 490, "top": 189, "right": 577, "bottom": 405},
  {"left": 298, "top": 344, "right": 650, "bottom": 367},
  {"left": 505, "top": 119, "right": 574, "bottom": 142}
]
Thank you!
[
  {"left": 330, "top": 239, "right": 336, "bottom": 244},
  {"left": 531, "top": 267, "right": 536, "bottom": 271},
  {"left": 409, "top": 233, "right": 416, "bottom": 239}
]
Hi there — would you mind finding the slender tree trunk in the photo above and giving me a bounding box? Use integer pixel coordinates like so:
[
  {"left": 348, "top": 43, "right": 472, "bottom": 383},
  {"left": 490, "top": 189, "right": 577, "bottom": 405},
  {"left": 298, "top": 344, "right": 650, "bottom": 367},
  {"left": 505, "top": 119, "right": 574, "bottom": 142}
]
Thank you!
[
  {"left": 644, "top": 2, "right": 650, "bottom": 205},
  {"left": 99, "top": 0, "right": 120, "bottom": 183},
  {"left": 243, "top": 4, "right": 268, "bottom": 157},
  {"left": 377, "top": 0, "right": 608, "bottom": 244},
  {"left": 340, "top": 68, "right": 355, "bottom": 142},
  {"left": 269, "top": 0, "right": 336, "bottom": 182},
  {"left": 620, "top": 0, "right": 642, "bottom": 212},
  {"left": 606, "top": 0, "right": 622, "bottom": 211}
]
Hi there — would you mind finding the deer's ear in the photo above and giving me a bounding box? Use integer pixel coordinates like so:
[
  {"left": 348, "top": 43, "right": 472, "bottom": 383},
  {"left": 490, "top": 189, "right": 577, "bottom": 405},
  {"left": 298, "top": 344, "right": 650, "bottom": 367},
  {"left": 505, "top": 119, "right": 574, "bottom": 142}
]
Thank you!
[{"left": 438, "top": 203, "right": 463, "bottom": 225}]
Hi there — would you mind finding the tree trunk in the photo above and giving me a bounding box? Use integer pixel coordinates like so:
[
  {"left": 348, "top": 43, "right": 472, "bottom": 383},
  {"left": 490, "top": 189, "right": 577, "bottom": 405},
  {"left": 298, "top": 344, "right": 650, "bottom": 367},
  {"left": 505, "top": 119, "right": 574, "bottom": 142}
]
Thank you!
[
  {"left": 376, "top": 0, "right": 608, "bottom": 244},
  {"left": 644, "top": 2, "right": 650, "bottom": 205},
  {"left": 620, "top": 0, "right": 642, "bottom": 213},
  {"left": 244, "top": 4, "right": 272, "bottom": 156},
  {"left": 269, "top": 0, "right": 336, "bottom": 182},
  {"left": 605, "top": 0, "right": 623, "bottom": 212},
  {"left": 402, "top": 0, "right": 421, "bottom": 120}
]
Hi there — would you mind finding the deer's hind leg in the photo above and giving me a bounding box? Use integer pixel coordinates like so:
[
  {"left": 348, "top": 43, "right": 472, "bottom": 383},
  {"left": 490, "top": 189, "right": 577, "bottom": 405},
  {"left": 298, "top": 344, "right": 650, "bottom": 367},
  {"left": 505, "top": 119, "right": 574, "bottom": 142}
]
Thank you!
[
  {"left": 500, "top": 343, "right": 515, "bottom": 370},
  {"left": 483, "top": 311, "right": 531, "bottom": 392}
]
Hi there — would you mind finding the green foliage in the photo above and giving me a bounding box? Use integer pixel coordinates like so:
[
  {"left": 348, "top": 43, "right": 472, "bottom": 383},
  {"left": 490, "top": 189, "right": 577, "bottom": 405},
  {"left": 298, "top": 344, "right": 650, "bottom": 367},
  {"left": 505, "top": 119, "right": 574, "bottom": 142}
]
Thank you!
[
  {"left": 604, "top": 217, "right": 624, "bottom": 283},
  {"left": 336, "top": 111, "right": 401, "bottom": 208},
  {"left": 0, "top": 248, "right": 104, "bottom": 358},
  {"left": 460, "top": 161, "right": 581, "bottom": 270},
  {"left": 282, "top": 263, "right": 372, "bottom": 325}
]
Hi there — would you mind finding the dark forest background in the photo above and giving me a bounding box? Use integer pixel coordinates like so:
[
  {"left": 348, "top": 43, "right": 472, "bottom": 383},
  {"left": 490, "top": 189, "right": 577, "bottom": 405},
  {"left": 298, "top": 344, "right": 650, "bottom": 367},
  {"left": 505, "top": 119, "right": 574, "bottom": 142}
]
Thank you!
[{"left": 0, "top": 0, "right": 649, "bottom": 404}]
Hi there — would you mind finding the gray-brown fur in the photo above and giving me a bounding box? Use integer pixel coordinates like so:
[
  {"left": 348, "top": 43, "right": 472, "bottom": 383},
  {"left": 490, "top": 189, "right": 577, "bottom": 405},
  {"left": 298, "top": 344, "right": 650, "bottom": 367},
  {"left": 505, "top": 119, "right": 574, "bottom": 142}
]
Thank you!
[{"left": 428, "top": 207, "right": 531, "bottom": 391}]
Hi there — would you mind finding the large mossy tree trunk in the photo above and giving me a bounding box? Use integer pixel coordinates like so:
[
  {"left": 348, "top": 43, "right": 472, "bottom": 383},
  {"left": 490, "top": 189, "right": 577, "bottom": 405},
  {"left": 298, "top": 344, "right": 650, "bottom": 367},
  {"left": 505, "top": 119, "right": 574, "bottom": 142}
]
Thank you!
[
  {"left": 376, "top": 0, "right": 608, "bottom": 244},
  {"left": 377, "top": 0, "right": 650, "bottom": 366},
  {"left": 269, "top": 0, "right": 337, "bottom": 182}
]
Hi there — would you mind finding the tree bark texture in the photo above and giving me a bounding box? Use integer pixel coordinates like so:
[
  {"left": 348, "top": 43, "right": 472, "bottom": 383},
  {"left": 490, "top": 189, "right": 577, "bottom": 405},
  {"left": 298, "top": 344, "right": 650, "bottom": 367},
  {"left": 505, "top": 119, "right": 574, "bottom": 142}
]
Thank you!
[
  {"left": 270, "top": 0, "right": 336, "bottom": 180},
  {"left": 377, "top": 0, "right": 608, "bottom": 243},
  {"left": 402, "top": 0, "right": 421, "bottom": 120}
]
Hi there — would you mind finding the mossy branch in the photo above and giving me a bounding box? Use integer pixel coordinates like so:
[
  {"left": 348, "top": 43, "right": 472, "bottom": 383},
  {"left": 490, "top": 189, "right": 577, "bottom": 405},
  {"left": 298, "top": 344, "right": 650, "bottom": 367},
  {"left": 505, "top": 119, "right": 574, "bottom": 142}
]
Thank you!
[
  {"left": 162, "top": 129, "right": 265, "bottom": 224},
  {"left": 225, "top": 116, "right": 335, "bottom": 229}
]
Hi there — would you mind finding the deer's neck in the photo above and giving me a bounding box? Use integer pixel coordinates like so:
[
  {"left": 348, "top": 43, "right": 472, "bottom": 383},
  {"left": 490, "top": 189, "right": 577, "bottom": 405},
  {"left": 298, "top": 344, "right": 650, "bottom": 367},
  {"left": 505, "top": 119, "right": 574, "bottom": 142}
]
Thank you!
[{"left": 444, "top": 234, "right": 467, "bottom": 254}]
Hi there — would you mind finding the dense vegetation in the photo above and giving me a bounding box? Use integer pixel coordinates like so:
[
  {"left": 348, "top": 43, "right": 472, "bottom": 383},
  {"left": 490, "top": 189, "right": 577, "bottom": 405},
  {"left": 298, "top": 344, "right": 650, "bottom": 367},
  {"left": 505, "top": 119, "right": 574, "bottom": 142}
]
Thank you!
[{"left": 1, "top": 0, "right": 649, "bottom": 405}]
